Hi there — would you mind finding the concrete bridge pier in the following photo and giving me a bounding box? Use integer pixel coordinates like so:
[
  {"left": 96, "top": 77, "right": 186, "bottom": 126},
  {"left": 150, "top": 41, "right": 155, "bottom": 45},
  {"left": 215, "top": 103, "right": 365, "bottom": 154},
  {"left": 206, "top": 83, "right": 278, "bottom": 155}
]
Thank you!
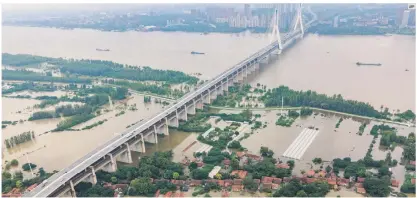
[
  {"left": 202, "top": 92, "right": 210, "bottom": 104},
  {"left": 83, "top": 166, "right": 98, "bottom": 185},
  {"left": 130, "top": 134, "right": 146, "bottom": 153},
  {"left": 102, "top": 154, "right": 117, "bottom": 172},
  {"left": 222, "top": 80, "right": 229, "bottom": 93},
  {"left": 144, "top": 131, "right": 158, "bottom": 144},
  {"left": 187, "top": 102, "right": 196, "bottom": 115},
  {"left": 116, "top": 143, "right": 132, "bottom": 164},
  {"left": 178, "top": 107, "right": 188, "bottom": 121},
  {"left": 209, "top": 88, "right": 217, "bottom": 101},
  {"left": 69, "top": 180, "right": 77, "bottom": 197},
  {"left": 216, "top": 84, "right": 223, "bottom": 96},
  {"left": 168, "top": 115, "right": 179, "bottom": 127},
  {"left": 194, "top": 99, "right": 204, "bottom": 110}
]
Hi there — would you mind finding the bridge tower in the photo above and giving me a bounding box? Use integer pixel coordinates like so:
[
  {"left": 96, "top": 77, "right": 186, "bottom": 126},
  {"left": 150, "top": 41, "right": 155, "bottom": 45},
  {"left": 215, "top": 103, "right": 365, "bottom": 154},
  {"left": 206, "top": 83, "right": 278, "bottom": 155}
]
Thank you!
[
  {"left": 269, "top": 6, "right": 283, "bottom": 54},
  {"left": 293, "top": 3, "right": 304, "bottom": 36}
]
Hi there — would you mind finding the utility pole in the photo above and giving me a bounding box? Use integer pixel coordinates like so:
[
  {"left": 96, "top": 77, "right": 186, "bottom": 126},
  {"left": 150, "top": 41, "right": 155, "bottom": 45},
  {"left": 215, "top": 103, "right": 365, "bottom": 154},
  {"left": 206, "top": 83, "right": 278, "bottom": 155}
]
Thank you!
[
  {"left": 24, "top": 153, "right": 35, "bottom": 178},
  {"left": 281, "top": 96, "right": 284, "bottom": 115}
]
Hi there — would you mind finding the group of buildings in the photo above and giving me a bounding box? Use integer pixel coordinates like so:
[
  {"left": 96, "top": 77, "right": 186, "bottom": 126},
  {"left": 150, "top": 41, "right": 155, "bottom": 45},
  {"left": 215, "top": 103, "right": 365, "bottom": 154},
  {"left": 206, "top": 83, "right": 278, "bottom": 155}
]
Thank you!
[
  {"left": 192, "top": 4, "right": 299, "bottom": 31},
  {"left": 326, "top": 4, "right": 416, "bottom": 29}
]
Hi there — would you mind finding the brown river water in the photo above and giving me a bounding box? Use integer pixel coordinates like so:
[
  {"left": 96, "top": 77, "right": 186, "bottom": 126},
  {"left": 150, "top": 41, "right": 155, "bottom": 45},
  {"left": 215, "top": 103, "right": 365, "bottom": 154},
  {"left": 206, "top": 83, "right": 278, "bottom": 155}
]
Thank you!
[{"left": 2, "top": 26, "right": 415, "bottom": 176}]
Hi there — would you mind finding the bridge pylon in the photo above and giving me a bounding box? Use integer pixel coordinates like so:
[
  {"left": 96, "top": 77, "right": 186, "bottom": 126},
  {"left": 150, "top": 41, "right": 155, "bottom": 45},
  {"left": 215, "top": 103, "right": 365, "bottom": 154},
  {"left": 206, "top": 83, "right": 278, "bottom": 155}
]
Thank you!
[
  {"left": 269, "top": 7, "right": 283, "bottom": 54},
  {"left": 293, "top": 3, "right": 304, "bottom": 37}
]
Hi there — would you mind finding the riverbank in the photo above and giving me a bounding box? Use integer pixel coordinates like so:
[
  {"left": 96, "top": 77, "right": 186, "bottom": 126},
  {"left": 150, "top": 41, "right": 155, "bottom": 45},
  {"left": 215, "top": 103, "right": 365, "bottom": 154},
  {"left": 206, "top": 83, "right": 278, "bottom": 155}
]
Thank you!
[{"left": 208, "top": 105, "right": 415, "bottom": 127}]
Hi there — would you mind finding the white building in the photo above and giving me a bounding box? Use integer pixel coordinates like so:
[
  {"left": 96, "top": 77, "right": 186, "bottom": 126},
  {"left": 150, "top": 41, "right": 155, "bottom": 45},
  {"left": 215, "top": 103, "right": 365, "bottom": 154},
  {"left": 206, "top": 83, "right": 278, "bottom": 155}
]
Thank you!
[
  {"left": 208, "top": 166, "right": 222, "bottom": 179},
  {"left": 400, "top": 10, "right": 410, "bottom": 28}
]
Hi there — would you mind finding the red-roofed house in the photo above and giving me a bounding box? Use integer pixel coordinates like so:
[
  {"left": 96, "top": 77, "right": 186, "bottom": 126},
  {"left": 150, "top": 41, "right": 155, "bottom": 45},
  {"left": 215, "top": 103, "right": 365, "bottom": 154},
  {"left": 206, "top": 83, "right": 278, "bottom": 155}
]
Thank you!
[
  {"left": 217, "top": 180, "right": 225, "bottom": 187},
  {"left": 196, "top": 162, "right": 204, "bottom": 167},
  {"left": 164, "top": 191, "right": 173, "bottom": 197},
  {"left": 283, "top": 177, "right": 291, "bottom": 183},
  {"left": 222, "top": 190, "right": 229, "bottom": 197},
  {"left": 262, "top": 183, "right": 272, "bottom": 190},
  {"left": 276, "top": 163, "right": 290, "bottom": 169},
  {"left": 233, "top": 179, "right": 243, "bottom": 185},
  {"left": 355, "top": 183, "right": 364, "bottom": 188},
  {"left": 223, "top": 159, "right": 231, "bottom": 166},
  {"left": 356, "top": 187, "right": 366, "bottom": 195},
  {"left": 410, "top": 161, "right": 416, "bottom": 165},
  {"left": 232, "top": 185, "right": 244, "bottom": 192},
  {"left": 391, "top": 180, "right": 400, "bottom": 187},
  {"left": 236, "top": 152, "right": 246, "bottom": 158},
  {"left": 327, "top": 178, "right": 337, "bottom": 186},
  {"left": 231, "top": 170, "right": 248, "bottom": 179},
  {"left": 357, "top": 177, "right": 365, "bottom": 183},
  {"left": 271, "top": 183, "right": 280, "bottom": 190},
  {"left": 246, "top": 154, "right": 262, "bottom": 161},
  {"left": 224, "top": 179, "right": 233, "bottom": 187},
  {"left": 25, "top": 184, "right": 38, "bottom": 192},
  {"left": 412, "top": 178, "right": 416, "bottom": 185},
  {"left": 306, "top": 170, "right": 315, "bottom": 177},
  {"left": 155, "top": 190, "right": 161, "bottom": 197},
  {"left": 190, "top": 180, "right": 202, "bottom": 186},
  {"left": 305, "top": 178, "right": 317, "bottom": 184},
  {"left": 262, "top": 176, "right": 274, "bottom": 184},
  {"left": 273, "top": 178, "right": 282, "bottom": 184}
]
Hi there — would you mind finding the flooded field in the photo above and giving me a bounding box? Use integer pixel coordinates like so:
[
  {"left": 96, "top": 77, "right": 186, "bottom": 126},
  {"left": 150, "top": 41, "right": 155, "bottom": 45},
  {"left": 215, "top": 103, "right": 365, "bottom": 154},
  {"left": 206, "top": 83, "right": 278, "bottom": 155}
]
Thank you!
[{"left": 1, "top": 93, "right": 165, "bottom": 171}]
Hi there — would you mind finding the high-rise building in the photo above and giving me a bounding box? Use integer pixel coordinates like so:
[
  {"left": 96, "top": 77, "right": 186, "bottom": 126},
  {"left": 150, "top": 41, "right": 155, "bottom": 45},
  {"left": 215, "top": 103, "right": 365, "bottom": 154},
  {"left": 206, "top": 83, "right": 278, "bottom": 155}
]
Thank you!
[
  {"left": 408, "top": 9, "right": 416, "bottom": 27},
  {"left": 400, "top": 10, "right": 410, "bottom": 28},
  {"left": 333, "top": 15, "right": 339, "bottom": 28},
  {"left": 244, "top": 4, "right": 251, "bottom": 19}
]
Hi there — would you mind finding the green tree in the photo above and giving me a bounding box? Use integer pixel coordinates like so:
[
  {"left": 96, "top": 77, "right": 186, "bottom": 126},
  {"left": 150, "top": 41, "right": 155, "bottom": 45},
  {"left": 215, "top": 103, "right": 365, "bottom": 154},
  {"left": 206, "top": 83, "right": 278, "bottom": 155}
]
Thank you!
[
  {"left": 2, "top": 171, "right": 12, "bottom": 179},
  {"left": 287, "top": 160, "right": 295, "bottom": 169},
  {"left": 296, "top": 190, "right": 308, "bottom": 197},
  {"left": 10, "top": 159, "right": 18, "bottom": 166},
  {"left": 16, "top": 180, "right": 22, "bottom": 188},
  {"left": 243, "top": 176, "right": 258, "bottom": 192},
  {"left": 231, "top": 158, "right": 240, "bottom": 170},
  {"left": 111, "top": 176, "right": 118, "bottom": 184},
  {"left": 172, "top": 172, "right": 179, "bottom": 180},
  {"left": 130, "top": 177, "right": 156, "bottom": 196},
  {"left": 312, "top": 158, "right": 322, "bottom": 164},
  {"left": 363, "top": 177, "right": 390, "bottom": 197}
]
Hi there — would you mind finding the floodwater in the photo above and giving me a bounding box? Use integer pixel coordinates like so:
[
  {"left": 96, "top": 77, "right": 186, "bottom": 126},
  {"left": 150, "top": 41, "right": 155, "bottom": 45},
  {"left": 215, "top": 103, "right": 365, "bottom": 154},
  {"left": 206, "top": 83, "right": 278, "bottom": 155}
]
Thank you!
[
  {"left": 2, "top": 94, "right": 165, "bottom": 171},
  {"left": 2, "top": 26, "right": 415, "bottom": 177},
  {"left": 3, "top": 26, "right": 415, "bottom": 111},
  {"left": 227, "top": 108, "right": 413, "bottom": 184},
  {"left": 252, "top": 34, "right": 416, "bottom": 111}
]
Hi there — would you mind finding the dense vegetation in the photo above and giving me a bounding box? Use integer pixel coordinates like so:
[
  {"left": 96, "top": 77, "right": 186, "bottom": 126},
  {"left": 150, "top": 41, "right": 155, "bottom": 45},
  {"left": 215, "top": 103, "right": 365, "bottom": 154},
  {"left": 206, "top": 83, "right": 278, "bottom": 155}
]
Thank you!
[
  {"left": 2, "top": 167, "right": 54, "bottom": 194},
  {"left": 2, "top": 69, "right": 92, "bottom": 84},
  {"left": 84, "top": 151, "right": 185, "bottom": 197},
  {"left": 262, "top": 86, "right": 408, "bottom": 120},
  {"left": 177, "top": 114, "right": 211, "bottom": 132},
  {"left": 3, "top": 53, "right": 198, "bottom": 84},
  {"left": 2, "top": 82, "right": 57, "bottom": 95},
  {"left": 273, "top": 179, "right": 330, "bottom": 197},
  {"left": 54, "top": 114, "right": 95, "bottom": 131},
  {"left": 4, "top": 131, "right": 35, "bottom": 148},
  {"left": 209, "top": 109, "right": 253, "bottom": 122}
]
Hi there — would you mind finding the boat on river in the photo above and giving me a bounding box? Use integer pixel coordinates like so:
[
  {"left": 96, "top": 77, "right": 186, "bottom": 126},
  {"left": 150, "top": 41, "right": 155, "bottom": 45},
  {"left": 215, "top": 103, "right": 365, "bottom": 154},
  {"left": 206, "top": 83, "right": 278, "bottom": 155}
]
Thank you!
[
  {"left": 96, "top": 48, "right": 110, "bottom": 52},
  {"left": 191, "top": 51, "right": 205, "bottom": 55},
  {"left": 356, "top": 62, "right": 381, "bottom": 66}
]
